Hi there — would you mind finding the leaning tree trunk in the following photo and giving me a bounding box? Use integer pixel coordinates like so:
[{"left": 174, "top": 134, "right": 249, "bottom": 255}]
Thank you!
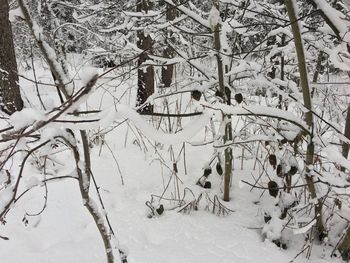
[
  {"left": 136, "top": 0, "right": 154, "bottom": 113},
  {"left": 212, "top": 0, "right": 233, "bottom": 201},
  {"left": 341, "top": 104, "right": 350, "bottom": 170},
  {"left": 284, "top": 0, "right": 325, "bottom": 240},
  {"left": 17, "top": 1, "right": 127, "bottom": 261},
  {"left": 0, "top": 0, "right": 23, "bottom": 114}
]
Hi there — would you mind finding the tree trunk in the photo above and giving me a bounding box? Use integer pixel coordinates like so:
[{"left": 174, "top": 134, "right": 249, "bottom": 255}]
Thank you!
[
  {"left": 161, "top": 2, "right": 177, "bottom": 89},
  {"left": 284, "top": 0, "right": 325, "bottom": 240},
  {"left": 338, "top": 85, "right": 350, "bottom": 263},
  {"left": 136, "top": 0, "right": 154, "bottom": 113},
  {"left": 18, "top": 2, "right": 126, "bottom": 261},
  {"left": 338, "top": 227, "right": 350, "bottom": 261},
  {"left": 212, "top": 0, "right": 233, "bottom": 201},
  {"left": 0, "top": 0, "right": 23, "bottom": 114},
  {"left": 311, "top": 52, "right": 325, "bottom": 98},
  {"left": 342, "top": 104, "right": 350, "bottom": 160}
]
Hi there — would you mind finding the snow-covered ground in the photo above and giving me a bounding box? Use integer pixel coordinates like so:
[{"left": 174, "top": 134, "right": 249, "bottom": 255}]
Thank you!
[
  {"left": 0, "top": 59, "right": 345, "bottom": 263},
  {"left": 0, "top": 126, "right": 343, "bottom": 263}
]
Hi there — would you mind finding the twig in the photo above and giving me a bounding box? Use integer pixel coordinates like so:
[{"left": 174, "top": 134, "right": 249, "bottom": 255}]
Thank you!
[{"left": 104, "top": 141, "right": 125, "bottom": 185}]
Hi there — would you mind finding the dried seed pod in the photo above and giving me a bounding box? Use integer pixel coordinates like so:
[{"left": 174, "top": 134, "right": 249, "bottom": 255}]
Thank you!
[
  {"left": 280, "top": 138, "right": 288, "bottom": 145},
  {"left": 191, "top": 90, "right": 202, "bottom": 101},
  {"left": 235, "top": 93, "right": 243, "bottom": 104},
  {"left": 289, "top": 166, "right": 298, "bottom": 176},
  {"left": 203, "top": 181, "right": 212, "bottom": 189},
  {"left": 264, "top": 214, "right": 272, "bottom": 223},
  {"left": 269, "top": 154, "right": 277, "bottom": 167},
  {"left": 276, "top": 164, "right": 283, "bottom": 177},
  {"left": 268, "top": 181, "right": 279, "bottom": 197},
  {"left": 335, "top": 198, "right": 342, "bottom": 209},
  {"left": 173, "top": 163, "right": 178, "bottom": 173},
  {"left": 196, "top": 180, "right": 203, "bottom": 187},
  {"left": 203, "top": 167, "right": 212, "bottom": 177},
  {"left": 318, "top": 231, "right": 327, "bottom": 242},
  {"left": 273, "top": 240, "right": 287, "bottom": 250},
  {"left": 156, "top": 204, "right": 164, "bottom": 215},
  {"left": 215, "top": 90, "right": 223, "bottom": 98},
  {"left": 216, "top": 162, "right": 223, "bottom": 175}
]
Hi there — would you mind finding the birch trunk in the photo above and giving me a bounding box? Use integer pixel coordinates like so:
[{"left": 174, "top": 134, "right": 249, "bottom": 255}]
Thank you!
[{"left": 212, "top": 0, "right": 233, "bottom": 201}]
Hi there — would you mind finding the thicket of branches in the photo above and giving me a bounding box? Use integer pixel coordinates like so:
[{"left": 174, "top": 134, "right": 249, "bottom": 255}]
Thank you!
[{"left": 2, "top": 0, "right": 350, "bottom": 262}]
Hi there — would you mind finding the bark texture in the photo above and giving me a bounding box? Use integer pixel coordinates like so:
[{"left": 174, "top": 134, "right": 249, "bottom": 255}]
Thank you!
[
  {"left": 0, "top": 0, "right": 23, "bottom": 114},
  {"left": 161, "top": 2, "right": 177, "bottom": 88},
  {"left": 339, "top": 104, "right": 350, "bottom": 259},
  {"left": 136, "top": 0, "right": 154, "bottom": 113},
  {"left": 212, "top": 0, "right": 233, "bottom": 201},
  {"left": 339, "top": 226, "right": 350, "bottom": 261},
  {"left": 284, "top": 0, "right": 325, "bottom": 240}
]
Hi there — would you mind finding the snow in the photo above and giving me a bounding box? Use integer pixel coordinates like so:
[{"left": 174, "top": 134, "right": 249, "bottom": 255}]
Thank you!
[
  {"left": 2, "top": 1, "right": 350, "bottom": 262},
  {"left": 262, "top": 212, "right": 283, "bottom": 241},
  {"left": 163, "top": 0, "right": 210, "bottom": 29},
  {"left": 111, "top": 105, "right": 212, "bottom": 145},
  {"left": 0, "top": 98, "right": 341, "bottom": 263},
  {"left": 46, "top": 105, "right": 212, "bottom": 145},
  {"left": 0, "top": 147, "right": 337, "bottom": 263},
  {"left": 293, "top": 219, "right": 317, "bottom": 235},
  {"left": 200, "top": 102, "right": 308, "bottom": 131},
  {"left": 268, "top": 27, "right": 293, "bottom": 39},
  {"left": 313, "top": 0, "right": 348, "bottom": 36},
  {"left": 208, "top": 6, "right": 221, "bottom": 29},
  {"left": 228, "top": 19, "right": 246, "bottom": 35},
  {"left": 9, "top": 7, "right": 24, "bottom": 22},
  {"left": 225, "top": 61, "right": 259, "bottom": 77},
  {"left": 324, "top": 145, "right": 350, "bottom": 170},
  {"left": 9, "top": 108, "right": 46, "bottom": 130},
  {"left": 327, "top": 45, "right": 350, "bottom": 71},
  {"left": 123, "top": 11, "right": 160, "bottom": 18},
  {"left": 0, "top": 93, "right": 343, "bottom": 263}
]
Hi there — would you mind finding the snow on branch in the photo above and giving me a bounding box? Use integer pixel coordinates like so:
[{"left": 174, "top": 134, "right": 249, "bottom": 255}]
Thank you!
[
  {"left": 311, "top": 0, "right": 348, "bottom": 38},
  {"left": 163, "top": 0, "right": 210, "bottom": 29},
  {"left": 2, "top": 75, "right": 99, "bottom": 142},
  {"left": 106, "top": 105, "right": 211, "bottom": 145},
  {"left": 3, "top": 103, "right": 211, "bottom": 146},
  {"left": 17, "top": 0, "right": 72, "bottom": 98},
  {"left": 201, "top": 101, "right": 309, "bottom": 132}
]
